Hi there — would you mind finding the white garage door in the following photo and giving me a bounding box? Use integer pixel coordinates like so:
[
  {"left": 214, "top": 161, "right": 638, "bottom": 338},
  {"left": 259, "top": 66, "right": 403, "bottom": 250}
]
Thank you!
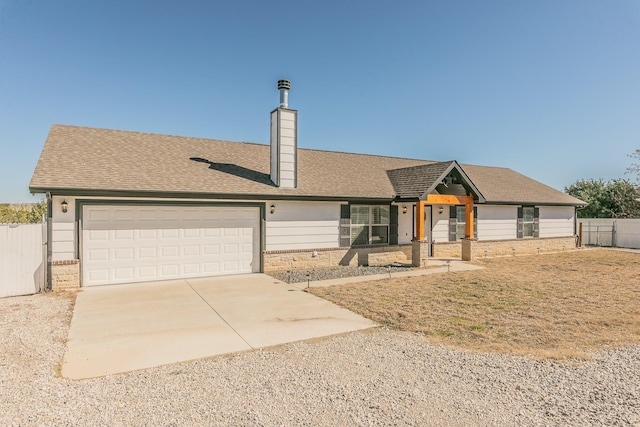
[{"left": 82, "top": 205, "right": 260, "bottom": 286}]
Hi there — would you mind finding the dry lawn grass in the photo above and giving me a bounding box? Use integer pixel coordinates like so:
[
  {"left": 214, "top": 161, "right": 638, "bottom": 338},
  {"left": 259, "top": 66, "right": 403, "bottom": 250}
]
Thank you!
[{"left": 309, "top": 249, "right": 640, "bottom": 359}]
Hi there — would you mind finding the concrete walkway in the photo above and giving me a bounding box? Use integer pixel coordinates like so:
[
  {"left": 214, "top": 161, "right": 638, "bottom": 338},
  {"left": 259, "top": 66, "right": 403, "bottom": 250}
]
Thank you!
[
  {"left": 62, "top": 274, "right": 375, "bottom": 380},
  {"left": 62, "top": 260, "right": 482, "bottom": 379}
]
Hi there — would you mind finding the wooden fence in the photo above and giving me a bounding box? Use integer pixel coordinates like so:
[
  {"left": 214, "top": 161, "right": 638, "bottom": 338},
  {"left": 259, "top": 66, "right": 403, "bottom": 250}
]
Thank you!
[
  {"left": 578, "top": 219, "right": 640, "bottom": 249},
  {"left": 0, "top": 223, "right": 46, "bottom": 298}
]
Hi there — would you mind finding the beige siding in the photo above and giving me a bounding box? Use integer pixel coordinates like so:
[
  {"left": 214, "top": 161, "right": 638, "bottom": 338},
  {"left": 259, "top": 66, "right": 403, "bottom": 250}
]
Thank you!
[
  {"left": 477, "top": 205, "right": 517, "bottom": 240},
  {"left": 265, "top": 201, "right": 341, "bottom": 251},
  {"left": 431, "top": 210, "right": 449, "bottom": 242},
  {"left": 396, "top": 203, "right": 414, "bottom": 244},
  {"left": 270, "top": 109, "right": 297, "bottom": 189},
  {"left": 539, "top": 206, "right": 575, "bottom": 237},
  {"left": 52, "top": 196, "right": 76, "bottom": 261}
]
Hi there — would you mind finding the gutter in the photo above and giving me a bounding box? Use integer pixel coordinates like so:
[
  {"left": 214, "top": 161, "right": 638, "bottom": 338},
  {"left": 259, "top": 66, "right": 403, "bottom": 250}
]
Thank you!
[{"left": 28, "top": 187, "right": 396, "bottom": 204}]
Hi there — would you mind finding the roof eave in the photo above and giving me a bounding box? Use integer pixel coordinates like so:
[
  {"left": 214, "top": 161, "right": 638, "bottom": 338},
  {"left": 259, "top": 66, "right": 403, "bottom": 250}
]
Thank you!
[
  {"left": 28, "top": 186, "right": 396, "bottom": 203},
  {"left": 393, "top": 196, "right": 421, "bottom": 202},
  {"left": 485, "top": 200, "right": 587, "bottom": 207}
]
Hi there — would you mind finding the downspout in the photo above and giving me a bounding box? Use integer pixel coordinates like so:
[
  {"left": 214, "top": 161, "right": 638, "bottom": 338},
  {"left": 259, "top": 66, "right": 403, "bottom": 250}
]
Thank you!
[
  {"left": 574, "top": 206, "right": 578, "bottom": 247},
  {"left": 46, "top": 192, "right": 53, "bottom": 291}
]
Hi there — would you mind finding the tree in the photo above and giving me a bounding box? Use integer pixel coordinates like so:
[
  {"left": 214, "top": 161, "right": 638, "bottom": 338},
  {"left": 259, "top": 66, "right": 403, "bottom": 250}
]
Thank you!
[
  {"left": 565, "top": 179, "right": 606, "bottom": 218},
  {"left": 565, "top": 178, "right": 640, "bottom": 218},
  {"left": 27, "top": 200, "right": 47, "bottom": 223},
  {"left": 627, "top": 149, "right": 640, "bottom": 183},
  {"left": 0, "top": 200, "right": 47, "bottom": 224}
]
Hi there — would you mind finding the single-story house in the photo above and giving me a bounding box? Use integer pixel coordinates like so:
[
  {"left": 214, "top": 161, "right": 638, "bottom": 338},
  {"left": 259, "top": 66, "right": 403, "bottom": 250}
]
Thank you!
[{"left": 30, "top": 80, "right": 585, "bottom": 290}]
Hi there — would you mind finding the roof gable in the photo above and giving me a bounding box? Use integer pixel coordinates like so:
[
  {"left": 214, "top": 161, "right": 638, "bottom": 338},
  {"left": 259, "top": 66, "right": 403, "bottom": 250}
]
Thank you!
[{"left": 387, "top": 161, "right": 485, "bottom": 202}]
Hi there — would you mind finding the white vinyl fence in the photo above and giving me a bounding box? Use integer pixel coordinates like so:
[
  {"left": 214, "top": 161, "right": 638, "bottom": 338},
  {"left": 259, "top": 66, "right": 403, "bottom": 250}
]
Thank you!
[
  {"left": 579, "top": 219, "right": 640, "bottom": 249},
  {"left": 0, "top": 223, "right": 46, "bottom": 298}
]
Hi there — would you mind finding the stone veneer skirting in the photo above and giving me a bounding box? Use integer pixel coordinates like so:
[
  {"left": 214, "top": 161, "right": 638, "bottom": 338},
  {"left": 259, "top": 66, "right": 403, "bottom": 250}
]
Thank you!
[
  {"left": 432, "top": 241, "right": 463, "bottom": 258},
  {"left": 263, "top": 245, "right": 413, "bottom": 272},
  {"left": 51, "top": 260, "right": 80, "bottom": 291},
  {"left": 433, "top": 236, "right": 578, "bottom": 259},
  {"left": 462, "top": 236, "right": 577, "bottom": 260}
]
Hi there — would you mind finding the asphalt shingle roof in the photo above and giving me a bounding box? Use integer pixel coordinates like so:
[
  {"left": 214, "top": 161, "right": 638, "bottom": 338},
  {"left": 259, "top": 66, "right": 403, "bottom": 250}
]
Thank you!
[
  {"left": 387, "top": 161, "right": 454, "bottom": 199},
  {"left": 29, "top": 124, "right": 584, "bottom": 206}
]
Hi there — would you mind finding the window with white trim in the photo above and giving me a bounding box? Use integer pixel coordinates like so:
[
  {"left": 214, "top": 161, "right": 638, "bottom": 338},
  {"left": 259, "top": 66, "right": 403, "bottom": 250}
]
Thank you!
[
  {"left": 517, "top": 206, "right": 539, "bottom": 238},
  {"left": 350, "top": 205, "right": 389, "bottom": 245}
]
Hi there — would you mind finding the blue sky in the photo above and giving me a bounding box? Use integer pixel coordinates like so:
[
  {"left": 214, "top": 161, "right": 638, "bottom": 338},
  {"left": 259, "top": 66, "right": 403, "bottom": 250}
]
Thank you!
[{"left": 1, "top": 0, "right": 639, "bottom": 202}]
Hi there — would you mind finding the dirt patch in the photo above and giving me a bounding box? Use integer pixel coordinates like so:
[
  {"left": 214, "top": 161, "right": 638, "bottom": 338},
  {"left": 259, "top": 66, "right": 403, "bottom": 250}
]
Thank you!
[{"left": 309, "top": 249, "right": 640, "bottom": 359}]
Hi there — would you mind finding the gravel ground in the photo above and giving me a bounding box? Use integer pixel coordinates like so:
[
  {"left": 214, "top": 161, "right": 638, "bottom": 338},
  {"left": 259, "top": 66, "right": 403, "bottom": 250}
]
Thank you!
[
  {"left": 2, "top": 293, "right": 639, "bottom": 426},
  {"left": 270, "top": 265, "right": 415, "bottom": 284}
]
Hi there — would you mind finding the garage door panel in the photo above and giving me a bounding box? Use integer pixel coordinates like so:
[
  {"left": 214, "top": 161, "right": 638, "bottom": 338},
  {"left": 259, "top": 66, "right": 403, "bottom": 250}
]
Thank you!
[
  {"left": 183, "top": 228, "right": 200, "bottom": 238},
  {"left": 182, "top": 209, "right": 198, "bottom": 219},
  {"left": 115, "top": 229, "right": 134, "bottom": 240},
  {"left": 114, "top": 248, "right": 134, "bottom": 260},
  {"left": 138, "top": 229, "right": 157, "bottom": 239},
  {"left": 88, "top": 230, "right": 109, "bottom": 240},
  {"left": 204, "top": 229, "right": 220, "bottom": 237},
  {"left": 161, "top": 246, "right": 180, "bottom": 257},
  {"left": 88, "top": 269, "right": 109, "bottom": 282},
  {"left": 201, "top": 210, "right": 220, "bottom": 220},
  {"left": 221, "top": 210, "right": 236, "bottom": 220},
  {"left": 204, "top": 245, "right": 219, "bottom": 255},
  {"left": 138, "top": 266, "right": 158, "bottom": 278},
  {"left": 87, "top": 208, "right": 110, "bottom": 222},
  {"left": 161, "top": 209, "right": 182, "bottom": 221},
  {"left": 161, "top": 264, "right": 180, "bottom": 276},
  {"left": 138, "top": 247, "right": 157, "bottom": 258},
  {"left": 114, "top": 267, "right": 135, "bottom": 280},
  {"left": 223, "top": 261, "right": 239, "bottom": 272},
  {"left": 223, "top": 242, "right": 239, "bottom": 254},
  {"left": 182, "top": 245, "right": 200, "bottom": 256},
  {"left": 137, "top": 208, "right": 158, "bottom": 221},
  {"left": 223, "top": 228, "right": 238, "bottom": 237},
  {"left": 113, "top": 208, "right": 135, "bottom": 220},
  {"left": 161, "top": 229, "right": 179, "bottom": 239},
  {"left": 203, "top": 262, "right": 220, "bottom": 272},
  {"left": 87, "top": 248, "right": 109, "bottom": 262},
  {"left": 183, "top": 263, "right": 200, "bottom": 274},
  {"left": 239, "top": 210, "right": 256, "bottom": 220},
  {"left": 83, "top": 205, "right": 260, "bottom": 286}
]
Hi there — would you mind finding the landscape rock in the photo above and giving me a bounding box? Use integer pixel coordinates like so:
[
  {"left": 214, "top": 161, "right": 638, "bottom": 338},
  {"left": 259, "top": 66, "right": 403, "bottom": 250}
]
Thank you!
[{"left": 1, "top": 293, "right": 639, "bottom": 426}]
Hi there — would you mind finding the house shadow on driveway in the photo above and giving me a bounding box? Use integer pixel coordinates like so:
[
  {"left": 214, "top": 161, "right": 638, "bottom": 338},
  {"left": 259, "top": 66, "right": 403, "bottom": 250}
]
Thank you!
[{"left": 61, "top": 274, "right": 376, "bottom": 379}]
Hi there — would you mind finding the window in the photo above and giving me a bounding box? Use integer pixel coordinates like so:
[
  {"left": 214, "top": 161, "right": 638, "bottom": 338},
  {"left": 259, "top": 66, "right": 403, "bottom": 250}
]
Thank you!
[
  {"left": 517, "top": 206, "right": 539, "bottom": 238},
  {"left": 449, "top": 205, "right": 478, "bottom": 241},
  {"left": 349, "top": 205, "right": 390, "bottom": 245},
  {"left": 455, "top": 205, "right": 466, "bottom": 240},
  {"left": 522, "top": 207, "right": 535, "bottom": 237}
]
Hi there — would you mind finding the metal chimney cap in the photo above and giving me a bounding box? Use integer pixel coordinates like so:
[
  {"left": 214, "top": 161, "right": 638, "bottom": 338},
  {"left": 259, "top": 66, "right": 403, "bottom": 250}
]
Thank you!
[{"left": 277, "top": 79, "right": 291, "bottom": 90}]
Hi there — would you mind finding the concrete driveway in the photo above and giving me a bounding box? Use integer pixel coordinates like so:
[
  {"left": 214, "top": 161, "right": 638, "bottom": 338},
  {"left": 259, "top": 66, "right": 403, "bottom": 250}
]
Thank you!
[{"left": 62, "top": 274, "right": 376, "bottom": 379}]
